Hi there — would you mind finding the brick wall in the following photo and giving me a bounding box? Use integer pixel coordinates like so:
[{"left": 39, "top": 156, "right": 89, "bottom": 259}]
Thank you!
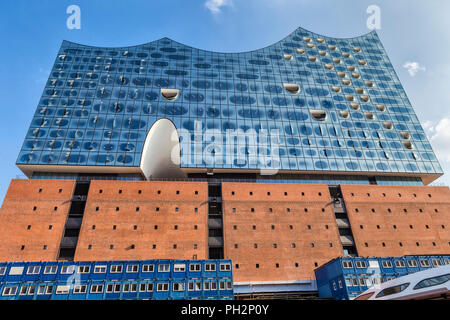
[
  {"left": 222, "top": 182, "right": 343, "bottom": 282},
  {"left": 74, "top": 180, "right": 209, "bottom": 261},
  {"left": 341, "top": 185, "right": 450, "bottom": 257},
  {"left": 0, "top": 179, "right": 75, "bottom": 262}
]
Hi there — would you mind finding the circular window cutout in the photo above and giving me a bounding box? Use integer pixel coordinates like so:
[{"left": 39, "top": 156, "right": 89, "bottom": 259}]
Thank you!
[
  {"left": 350, "top": 103, "right": 360, "bottom": 110},
  {"left": 403, "top": 141, "right": 414, "bottom": 149},
  {"left": 283, "top": 83, "right": 300, "bottom": 94},
  {"left": 364, "top": 112, "right": 375, "bottom": 120},
  {"left": 400, "top": 131, "right": 411, "bottom": 140},
  {"left": 161, "top": 88, "right": 179, "bottom": 101},
  {"left": 383, "top": 121, "right": 393, "bottom": 130},
  {"left": 376, "top": 104, "right": 386, "bottom": 112},
  {"left": 310, "top": 109, "right": 327, "bottom": 121},
  {"left": 340, "top": 111, "right": 349, "bottom": 118},
  {"left": 332, "top": 86, "right": 341, "bottom": 93}
]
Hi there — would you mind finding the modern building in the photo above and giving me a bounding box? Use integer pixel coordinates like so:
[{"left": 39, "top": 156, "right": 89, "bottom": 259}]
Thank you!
[
  {"left": 0, "top": 26, "right": 449, "bottom": 299},
  {"left": 0, "top": 259, "right": 234, "bottom": 300},
  {"left": 314, "top": 255, "right": 450, "bottom": 300}
]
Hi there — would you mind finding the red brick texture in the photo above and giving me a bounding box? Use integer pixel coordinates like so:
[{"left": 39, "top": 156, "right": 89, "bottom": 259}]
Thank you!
[
  {"left": 0, "top": 179, "right": 76, "bottom": 262},
  {"left": 221, "top": 183, "right": 343, "bottom": 282},
  {"left": 74, "top": 181, "right": 209, "bottom": 261},
  {"left": 341, "top": 185, "right": 450, "bottom": 257}
]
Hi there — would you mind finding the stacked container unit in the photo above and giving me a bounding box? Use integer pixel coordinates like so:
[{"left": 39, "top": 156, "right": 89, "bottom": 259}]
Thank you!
[
  {"left": 315, "top": 255, "right": 450, "bottom": 300},
  {"left": 0, "top": 260, "right": 233, "bottom": 300}
]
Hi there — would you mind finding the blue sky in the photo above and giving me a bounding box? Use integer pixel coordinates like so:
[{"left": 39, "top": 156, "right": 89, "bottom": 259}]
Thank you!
[{"left": 1, "top": 0, "right": 449, "bottom": 200}]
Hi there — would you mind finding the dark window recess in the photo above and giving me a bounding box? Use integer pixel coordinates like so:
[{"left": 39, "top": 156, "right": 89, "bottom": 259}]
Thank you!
[
  {"left": 208, "top": 182, "right": 224, "bottom": 259},
  {"left": 63, "top": 228, "right": 80, "bottom": 238},
  {"left": 328, "top": 185, "right": 358, "bottom": 257},
  {"left": 58, "top": 181, "right": 90, "bottom": 261}
]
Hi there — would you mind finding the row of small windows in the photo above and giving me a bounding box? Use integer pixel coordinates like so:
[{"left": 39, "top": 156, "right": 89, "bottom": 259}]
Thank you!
[
  {"left": 90, "top": 224, "right": 199, "bottom": 231},
  {"left": 349, "top": 192, "right": 433, "bottom": 198},
  {"left": 2, "top": 280, "right": 233, "bottom": 297},
  {"left": 98, "top": 189, "right": 199, "bottom": 195},
  {"left": 359, "top": 224, "right": 446, "bottom": 230},
  {"left": 87, "top": 243, "right": 200, "bottom": 250},
  {"left": 37, "top": 188, "right": 63, "bottom": 193},
  {"left": 364, "top": 241, "right": 446, "bottom": 248},
  {"left": 234, "top": 262, "right": 320, "bottom": 269},
  {"left": 353, "top": 207, "right": 440, "bottom": 213},
  {"left": 230, "top": 191, "right": 323, "bottom": 197},
  {"left": 231, "top": 207, "right": 326, "bottom": 213},
  {"left": 233, "top": 242, "right": 334, "bottom": 249},
  {"left": 232, "top": 224, "right": 331, "bottom": 230},
  {"left": 95, "top": 207, "right": 199, "bottom": 213},
  {"left": 342, "top": 259, "right": 449, "bottom": 269},
  {"left": 0, "top": 263, "right": 231, "bottom": 277}
]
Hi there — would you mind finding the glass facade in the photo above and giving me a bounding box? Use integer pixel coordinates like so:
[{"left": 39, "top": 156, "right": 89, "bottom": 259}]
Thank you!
[{"left": 17, "top": 27, "right": 442, "bottom": 178}]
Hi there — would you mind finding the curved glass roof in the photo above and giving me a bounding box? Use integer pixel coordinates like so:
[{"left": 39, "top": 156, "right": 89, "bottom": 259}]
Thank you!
[{"left": 16, "top": 27, "right": 443, "bottom": 182}]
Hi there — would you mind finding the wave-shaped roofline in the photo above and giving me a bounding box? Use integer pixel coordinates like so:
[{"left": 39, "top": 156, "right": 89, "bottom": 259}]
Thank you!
[{"left": 61, "top": 26, "right": 377, "bottom": 54}]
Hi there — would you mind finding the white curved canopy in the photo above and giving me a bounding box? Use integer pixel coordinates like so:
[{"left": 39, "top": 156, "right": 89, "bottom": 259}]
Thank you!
[{"left": 140, "top": 118, "right": 186, "bottom": 180}]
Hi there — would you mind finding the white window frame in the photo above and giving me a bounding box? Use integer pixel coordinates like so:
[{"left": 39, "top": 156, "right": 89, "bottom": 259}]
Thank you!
[
  {"left": 44, "top": 266, "right": 57, "bottom": 274},
  {"left": 158, "top": 264, "right": 170, "bottom": 272},
  {"left": 56, "top": 285, "right": 70, "bottom": 295},
  {"left": 37, "top": 285, "right": 53, "bottom": 295},
  {"left": 394, "top": 260, "right": 405, "bottom": 268},
  {"left": 189, "top": 264, "right": 201, "bottom": 272},
  {"left": 110, "top": 265, "right": 123, "bottom": 273},
  {"left": 78, "top": 266, "right": 91, "bottom": 274},
  {"left": 382, "top": 261, "right": 393, "bottom": 268},
  {"left": 156, "top": 283, "right": 169, "bottom": 292},
  {"left": 432, "top": 259, "right": 442, "bottom": 267},
  {"left": 0, "top": 266, "right": 6, "bottom": 275},
  {"left": 94, "top": 266, "right": 107, "bottom": 274},
  {"left": 126, "top": 265, "right": 139, "bottom": 273},
  {"left": 226, "top": 281, "right": 232, "bottom": 290},
  {"left": 173, "top": 283, "right": 185, "bottom": 292},
  {"left": 19, "top": 286, "right": 30, "bottom": 295},
  {"left": 219, "top": 263, "right": 231, "bottom": 271},
  {"left": 420, "top": 260, "right": 431, "bottom": 267},
  {"left": 73, "top": 285, "right": 87, "bottom": 294},
  {"left": 219, "top": 281, "right": 226, "bottom": 290},
  {"left": 355, "top": 261, "right": 367, "bottom": 268},
  {"left": 90, "top": 284, "right": 104, "bottom": 294},
  {"left": 407, "top": 260, "right": 418, "bottom": 268},
  {"left": 27, "top": 266, "right": 41, "bottom": 275},
  {"left": 60, "top": 266, "right": 75, "bottom": 274},
  {"left": 342, "top": 261, "right": 353, "bottom": 269},
  {"left": 205, "top": 264, "right": 216, "bottom": 272},
  {"left": 174, "top": 264, "right": 186, "bottom": 272},
  {"left": 142, "top": 264, "right": 154, "bottom": 273},
  {"left": 2, "top": 286, "right": 18, "bottom": 296}
]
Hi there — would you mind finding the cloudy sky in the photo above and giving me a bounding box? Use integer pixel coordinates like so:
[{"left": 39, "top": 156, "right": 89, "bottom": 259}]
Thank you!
[{"left": 0, "top": 0, "right": 449, "bottom": 200}]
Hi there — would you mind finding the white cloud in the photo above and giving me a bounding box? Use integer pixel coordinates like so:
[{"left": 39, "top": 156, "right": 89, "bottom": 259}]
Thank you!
[
  {"left": 423, "top": 118, "right": 450, "bottom": 186},
  {"left": 403, "top": 61, "right": 426, "bottom": 77},
  {"left": 428, "top": 117, "right": 450, "bottom": 162},
  {"left": 205, "top": 0, "right": 232, "bottom": 14}
]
